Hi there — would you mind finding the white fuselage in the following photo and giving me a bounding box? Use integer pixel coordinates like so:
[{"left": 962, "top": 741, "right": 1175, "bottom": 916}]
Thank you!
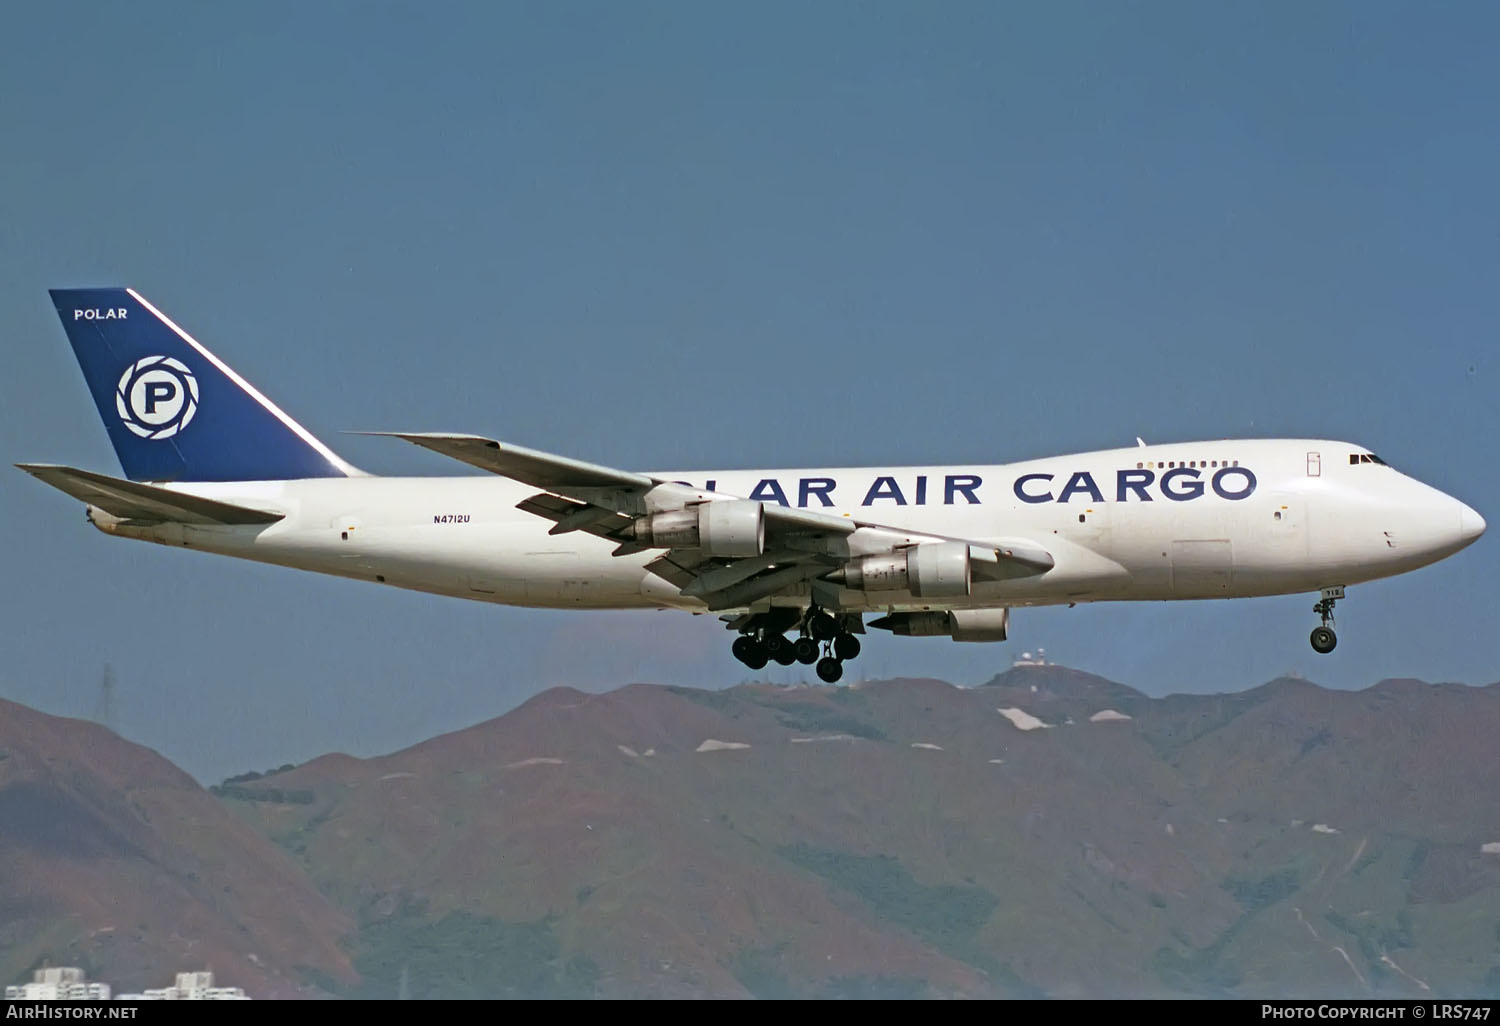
[{"left": 91, "top": 439, "right": 1484, "bottom": 616}]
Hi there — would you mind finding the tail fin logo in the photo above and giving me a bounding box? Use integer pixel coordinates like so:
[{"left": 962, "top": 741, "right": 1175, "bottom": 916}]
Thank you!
[{"left": 115, "top": 356, "right": 199, "bottom": 440}]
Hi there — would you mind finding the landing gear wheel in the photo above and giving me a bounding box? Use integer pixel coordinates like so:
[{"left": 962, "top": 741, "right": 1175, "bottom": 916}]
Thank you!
[
  {"left": 1310, "top": 626, "right": 1337, "bottom": 654},
  {"left": 833, "top": 634, "right": 861, "bottom": 661},
  {"left": 732, "top": 635, "right": 768, "bottom": 670},
  {"left": 1310, "top": 586, "right": 1343, "bottom": 655},
  {"left": 793, "top": 637, "right": 819, "bottom": 665},
  {"left": 809, "top": 612, "right": 839, "bottom": 642},
  {"left": 816, "top": 657, "right": 844, "bottom": 683},
  {"left": 765, "top": 632, "right": 796, "bottom": 666}
]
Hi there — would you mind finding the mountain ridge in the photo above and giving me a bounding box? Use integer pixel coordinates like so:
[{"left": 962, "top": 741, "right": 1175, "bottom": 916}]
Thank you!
[
  {"left": 0, "top": 698, "right": 355, "bottom": 997},
  {"left": 5, "top": 666, "right": 1500, "bottom": 998}
]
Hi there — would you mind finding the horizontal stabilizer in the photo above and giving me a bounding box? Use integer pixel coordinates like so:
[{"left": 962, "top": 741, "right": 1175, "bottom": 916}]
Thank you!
[{"left": 15, "top": 464, "right": 284, "bottom": 525}]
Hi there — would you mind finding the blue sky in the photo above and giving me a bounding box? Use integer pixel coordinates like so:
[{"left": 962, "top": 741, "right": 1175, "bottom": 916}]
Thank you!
[{"left": 2, "top": 2, "right": 1496, "bottom": 782}]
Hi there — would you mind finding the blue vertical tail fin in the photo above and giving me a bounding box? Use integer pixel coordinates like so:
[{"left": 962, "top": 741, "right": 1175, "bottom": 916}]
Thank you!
[{"left": 49, "top": 288, "right": 361, "bottom": 482}]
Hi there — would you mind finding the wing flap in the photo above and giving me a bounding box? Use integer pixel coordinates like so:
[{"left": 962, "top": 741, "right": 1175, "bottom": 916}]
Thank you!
[
  {"left": 698, "top": 561, "right": 832, "bottom": 611},
  {"left": 643, "top": 552, "right": 717, "bottom": 591},
  {"left": 16, "top": 464, "right": 285, "bottom": 525},
  {"left": 516, "top": 492, "right": 634, "bottom": 539}
]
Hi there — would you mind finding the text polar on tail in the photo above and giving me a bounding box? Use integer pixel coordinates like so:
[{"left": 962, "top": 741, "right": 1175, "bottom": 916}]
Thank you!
[{"left": 50, "top": 288, "right": 360, "bottom": 483}]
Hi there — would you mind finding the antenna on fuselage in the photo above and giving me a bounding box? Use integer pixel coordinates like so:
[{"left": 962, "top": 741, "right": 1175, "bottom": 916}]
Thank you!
[{"left": 1136, "top": 437, "right": 1147, "bottom": 447}]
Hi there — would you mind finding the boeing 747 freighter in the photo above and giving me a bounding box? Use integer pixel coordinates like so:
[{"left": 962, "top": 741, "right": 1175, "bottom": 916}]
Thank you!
[{"left": 19, "top": 289, "right": 1485, "bottom": 682}]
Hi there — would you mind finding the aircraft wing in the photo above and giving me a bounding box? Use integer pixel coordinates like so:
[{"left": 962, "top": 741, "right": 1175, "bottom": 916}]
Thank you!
[
  {"left": 16, "top": 464, "right": 285, "bottom": 526},
  {"left": 377, "top": 433, "right": 1053, "bottom": 610},
  {"left": 360, "top": 432, "right": 654, "bottom": 491}
]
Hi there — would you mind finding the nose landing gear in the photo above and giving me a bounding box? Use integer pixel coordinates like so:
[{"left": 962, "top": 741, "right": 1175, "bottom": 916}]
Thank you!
[{"left": 1309, "top": 586, "right": 1344, "bottom": 654}]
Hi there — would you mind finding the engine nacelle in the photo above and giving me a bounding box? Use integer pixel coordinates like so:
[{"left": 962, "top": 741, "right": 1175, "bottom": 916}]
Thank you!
[
  {"left": 869, "top": 607, "right": 1010, "bottom": 642},
  {"left": 908, "top": 542, "right": 972, "bottom": 597},
  {"left": 630, "top": 509, "right": 700, "bottom": 549},
  {"left": 698, "top": 499, "right": 765, "bottom": 556},
  {"left": 834, "top": 541, "right": 972, "bottom": 598},
  {"left": 834, "top": 553, "right": 907, "bottom": 592},
  {"left": 874, "top": 611, "right": 953, "bottom": 636},
  {"left": 630, "top": 500, "right": 765, "bottom": 557},
  {"left": 949, "top": 607, "right": 1011, "bottom": 642}
]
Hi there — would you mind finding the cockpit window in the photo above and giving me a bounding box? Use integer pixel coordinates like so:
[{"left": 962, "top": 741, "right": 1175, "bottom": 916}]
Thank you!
[{"left": 1349, "top": 453, "right": 1388, "bottom": 466}]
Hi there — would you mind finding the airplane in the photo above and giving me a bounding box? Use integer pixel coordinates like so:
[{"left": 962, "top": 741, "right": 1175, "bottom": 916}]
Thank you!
[{"left": 19, "top": 288, "right": 1486, "bottom": 683}]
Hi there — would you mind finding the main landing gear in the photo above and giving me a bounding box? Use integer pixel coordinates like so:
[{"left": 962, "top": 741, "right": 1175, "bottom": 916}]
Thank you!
[
  {"left": 1309, "top": 586, "right": 1344, "bottom": 654},
  {"left": 731, "top": 607, "right": 862, "bottom": 683}
]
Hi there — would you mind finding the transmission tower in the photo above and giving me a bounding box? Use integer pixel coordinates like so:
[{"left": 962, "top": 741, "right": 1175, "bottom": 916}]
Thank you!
[{"left": 93, "top": 664, "right": 115, "bottom": 730}]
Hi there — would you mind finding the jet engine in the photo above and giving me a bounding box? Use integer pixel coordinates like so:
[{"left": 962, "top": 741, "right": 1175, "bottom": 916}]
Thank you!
[
  {"left": 629, "top": 499, "right": 765, "bottom": 557},
  {"left": 829, "top": 540, "right": 972, "bottom": 598},
  {"left": 869, "top": 607, "right": 1010, "bottom": 642}
]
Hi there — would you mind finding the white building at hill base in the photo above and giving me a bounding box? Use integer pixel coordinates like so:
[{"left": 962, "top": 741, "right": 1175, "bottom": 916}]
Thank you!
[
  {"left": 118, "top": 971, "right": 250, "bottom": 1000},
  {"left": 5, "top": 967, "right": 111, "bottom": 1000}
]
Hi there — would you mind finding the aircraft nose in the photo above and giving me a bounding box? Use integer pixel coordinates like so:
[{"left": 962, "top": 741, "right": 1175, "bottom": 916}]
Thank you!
[{"left": 1459, "top": 501, "right": 1486, "bottom": 544}]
